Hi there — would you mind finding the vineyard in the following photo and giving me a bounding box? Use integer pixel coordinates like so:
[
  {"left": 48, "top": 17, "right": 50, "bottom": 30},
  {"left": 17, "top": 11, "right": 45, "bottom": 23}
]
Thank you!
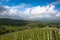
[{"left": 0, "top": 28, "right": 60, "bottom": 40}]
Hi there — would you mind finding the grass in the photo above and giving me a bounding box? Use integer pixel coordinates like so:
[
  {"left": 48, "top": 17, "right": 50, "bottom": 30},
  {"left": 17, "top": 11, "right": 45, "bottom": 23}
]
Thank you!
[{"left": 0, "top": 28, "right": 60, "bottom": 40}]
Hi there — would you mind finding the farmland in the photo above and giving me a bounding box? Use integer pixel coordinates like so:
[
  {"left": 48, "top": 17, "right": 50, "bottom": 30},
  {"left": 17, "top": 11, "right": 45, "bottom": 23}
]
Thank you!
[
  {"left": 0, "top": 28, "right": 60, "bottom": 40},
  {"left": 0, "top": 18, "right": 60, "bottom": 40}
]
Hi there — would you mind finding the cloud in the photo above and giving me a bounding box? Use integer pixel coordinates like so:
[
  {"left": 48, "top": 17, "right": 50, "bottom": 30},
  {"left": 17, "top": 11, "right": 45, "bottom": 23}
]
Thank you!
[
  {"left": 55, "top": 12, "right": 60, "bottom": 17},
  {"left": 0, "top": 6, "right": 7, "bottom": 13},
  {"left": 21, "top": 5, "right": 57, "bottom": 18},
  {"left": 0, "top": 3, "right": 60, "bottom": 20},
  {"left": 49, "top": 0, "right": 60, "bottom": 5}
]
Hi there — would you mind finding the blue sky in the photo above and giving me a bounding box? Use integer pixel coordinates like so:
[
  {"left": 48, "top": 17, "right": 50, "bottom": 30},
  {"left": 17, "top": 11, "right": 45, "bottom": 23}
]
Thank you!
[
  {"left": 0, "top": 0, "right": 60, "bottom": 20},
  {"left": 0, "top": 0, "right": 59, "bottom": 6}
]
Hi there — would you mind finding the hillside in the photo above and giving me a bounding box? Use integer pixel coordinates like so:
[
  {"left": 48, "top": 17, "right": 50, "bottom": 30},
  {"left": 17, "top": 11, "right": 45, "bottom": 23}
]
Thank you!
[
  {"left": 0, "top": 18, "right": 28, "bottom": 26},
  {"left": 0, "top": 18, "right": 60, "bottom": 35},
  {"left": 0, "top": 28, "right": 60, "bottom": 40},
  {"left": 0, "top": 18, "right": 60, "bottom": 40},
  {"left": 0, "top": 18, "right": 46, "bottom": 34}
]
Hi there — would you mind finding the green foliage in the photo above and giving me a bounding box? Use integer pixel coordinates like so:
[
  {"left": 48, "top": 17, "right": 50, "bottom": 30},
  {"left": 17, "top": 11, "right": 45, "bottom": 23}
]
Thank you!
[
  {"left": 0, "top": 18, "right": 28, "bottom": 26},
  {"left": 0, "top": 18, "right": 60, "bottom": 35},
  {"left": 0, "top": 28, "right": 60, "bottom": 40}
]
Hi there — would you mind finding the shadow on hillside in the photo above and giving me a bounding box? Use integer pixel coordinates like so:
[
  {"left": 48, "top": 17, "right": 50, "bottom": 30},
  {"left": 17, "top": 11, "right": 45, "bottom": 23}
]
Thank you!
[{"left": 0, "top": 18, "right": 28, "bottom": 26}]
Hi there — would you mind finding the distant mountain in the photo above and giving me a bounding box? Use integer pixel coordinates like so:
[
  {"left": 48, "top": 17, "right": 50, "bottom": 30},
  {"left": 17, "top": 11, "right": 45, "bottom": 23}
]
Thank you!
[
  {"left": 41, "top": 19, "right": 60, "bottom": 23},
  {"left": 0, "top": 18, "right": 60, "bottom": 25},
  {"left": 0, "top": 18, "right": 46, "bottom": 27},
  {"left": 0, "top": 18, "right": 28, "bottom": 26}
]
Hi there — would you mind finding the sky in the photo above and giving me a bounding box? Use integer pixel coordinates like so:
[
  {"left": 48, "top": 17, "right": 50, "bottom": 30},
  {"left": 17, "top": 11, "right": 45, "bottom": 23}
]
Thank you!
[{"left": 0, "top": 0, "right": 60, "bottom": 20}]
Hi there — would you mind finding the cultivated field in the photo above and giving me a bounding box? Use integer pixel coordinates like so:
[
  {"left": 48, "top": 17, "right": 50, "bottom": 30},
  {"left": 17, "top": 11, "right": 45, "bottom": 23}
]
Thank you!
[{"left": 0, "top": 28, "right": 60, "bottom": 40}]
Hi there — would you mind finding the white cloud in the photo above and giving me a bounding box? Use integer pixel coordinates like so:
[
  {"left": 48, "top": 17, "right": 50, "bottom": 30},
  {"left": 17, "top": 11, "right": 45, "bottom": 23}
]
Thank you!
[
  {"left": 55, "top": 12, "right": 60, "bottom": 17},
  {"left": 0, "top": 3, "right": 60, "bottom": 20},
  {"left": 49, "top": 0, "right": 60, "bottom": 6},
  {"left": 9, "top": 9, "right": 18, "bottom": 15},
  {"left": 21, "top": 5, "right": 58, "bottom": 18}
]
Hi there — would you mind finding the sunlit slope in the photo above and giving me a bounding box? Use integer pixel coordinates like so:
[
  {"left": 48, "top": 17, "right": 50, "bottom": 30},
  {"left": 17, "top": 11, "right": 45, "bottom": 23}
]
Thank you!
[{"left": 0, "top": 28, "right": 60, "bottom": 40}]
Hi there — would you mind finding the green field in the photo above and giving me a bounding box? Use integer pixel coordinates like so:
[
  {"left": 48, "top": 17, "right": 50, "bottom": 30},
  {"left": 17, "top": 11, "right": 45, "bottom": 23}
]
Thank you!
[{"left": 0, "top": 28, "right": 60, "bottom": 40}]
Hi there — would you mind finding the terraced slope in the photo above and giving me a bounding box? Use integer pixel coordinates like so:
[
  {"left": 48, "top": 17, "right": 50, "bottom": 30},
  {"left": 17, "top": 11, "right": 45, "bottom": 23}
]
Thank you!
[{"left": 0, "top": 28, "right": 60, "bottom": 40}]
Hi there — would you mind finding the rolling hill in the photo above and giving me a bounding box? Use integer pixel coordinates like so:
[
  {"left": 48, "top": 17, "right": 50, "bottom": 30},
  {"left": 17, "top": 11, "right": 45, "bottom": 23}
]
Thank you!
[
  {"left": 0, "top": 18, "right": 46, "bottom": 34},
  {"left": 0, "top": 18, "right": 60, "bottom": 35},
  {"left": 0, "top": 28, "right": 60, "bottom": 40}
]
